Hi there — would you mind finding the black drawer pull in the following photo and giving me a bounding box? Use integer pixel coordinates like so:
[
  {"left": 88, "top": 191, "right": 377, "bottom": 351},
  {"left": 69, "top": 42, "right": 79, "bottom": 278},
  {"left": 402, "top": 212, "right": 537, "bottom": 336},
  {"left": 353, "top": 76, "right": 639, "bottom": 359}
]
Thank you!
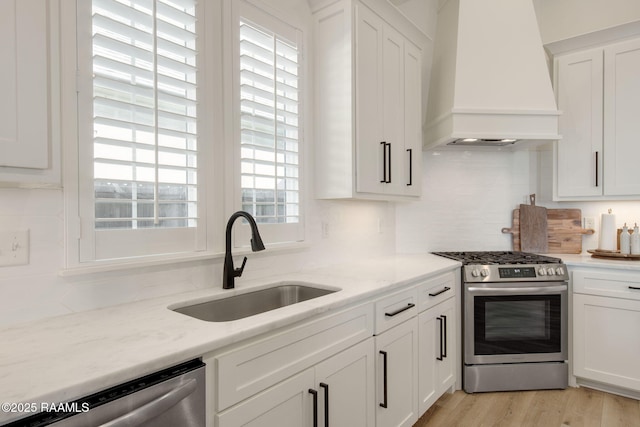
[
  {"left": 384, "top": 303, "right": 415, "bottom": 317},
  {"left": 428, "top": 286, "right": 451, "bottom": 297},
  {"left": 629, "top": 286, "right": 640, "bottom": 290}
]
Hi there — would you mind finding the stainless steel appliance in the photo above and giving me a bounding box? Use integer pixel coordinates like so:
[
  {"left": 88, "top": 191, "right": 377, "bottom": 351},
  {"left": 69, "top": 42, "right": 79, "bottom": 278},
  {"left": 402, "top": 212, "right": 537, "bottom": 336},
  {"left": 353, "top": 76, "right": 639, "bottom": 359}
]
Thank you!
[
  {"left": 432, "top": 251, "right": 568, "bottom": 393},
  {"left": 5, "top": 359, "right": 205, "bottom": 427}
]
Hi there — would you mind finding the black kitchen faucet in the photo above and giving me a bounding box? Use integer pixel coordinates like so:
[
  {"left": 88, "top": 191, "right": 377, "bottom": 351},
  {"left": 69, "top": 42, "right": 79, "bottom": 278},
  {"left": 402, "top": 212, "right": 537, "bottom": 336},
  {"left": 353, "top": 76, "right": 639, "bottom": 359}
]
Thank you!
[{"left": 223, "top": 211, "right": 266, "bottom": 289}]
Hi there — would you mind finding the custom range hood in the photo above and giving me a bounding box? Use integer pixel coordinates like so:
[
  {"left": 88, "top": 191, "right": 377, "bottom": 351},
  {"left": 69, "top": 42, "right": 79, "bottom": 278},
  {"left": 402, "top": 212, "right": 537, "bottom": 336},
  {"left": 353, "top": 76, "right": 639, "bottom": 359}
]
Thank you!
[{"left": 424, "top": 0, "right": 561, "bottom": 149}]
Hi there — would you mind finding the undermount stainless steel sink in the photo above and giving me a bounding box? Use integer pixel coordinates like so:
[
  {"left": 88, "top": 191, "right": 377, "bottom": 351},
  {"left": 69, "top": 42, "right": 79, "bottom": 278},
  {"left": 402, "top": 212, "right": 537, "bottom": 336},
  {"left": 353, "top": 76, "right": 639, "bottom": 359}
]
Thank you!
[{"left": 171, "top": 282, "right": 339, "bottom": 322}]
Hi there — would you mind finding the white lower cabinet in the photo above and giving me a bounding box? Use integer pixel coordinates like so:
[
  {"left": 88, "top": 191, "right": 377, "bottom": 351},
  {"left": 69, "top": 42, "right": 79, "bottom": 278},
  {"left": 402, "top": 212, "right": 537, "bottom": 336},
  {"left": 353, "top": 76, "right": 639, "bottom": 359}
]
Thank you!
[
  {"left": 573, "top": 269, "right": 640, "bottom": 393},
  {"left": 216, "top": 369, "right": 315, "bottom": 427},
  {"left": 216, "top": 338, "right": 375, "bottom": 427},
  {"left": 209, "top": 268, "right": 460, "bottom": 427},
  {"left": 375, "top": 318, "right": 419, "bottom": 427},
  {"left": 418, "top": 297, "right": 456, "bottom": 413},
  {"left": 315, "top": 338, "right": 376, "bottom": 426}
]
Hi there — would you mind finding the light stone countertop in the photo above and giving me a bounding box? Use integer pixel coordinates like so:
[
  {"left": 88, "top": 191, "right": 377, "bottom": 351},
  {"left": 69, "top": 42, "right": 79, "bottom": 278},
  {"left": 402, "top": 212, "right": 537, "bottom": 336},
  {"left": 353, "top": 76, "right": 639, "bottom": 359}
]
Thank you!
[
  {"left": 552, "top": 253, "right": 640, "bottom": 271},
  {"left": 0, "top": 254, "right": 460, "bottom": 424}
]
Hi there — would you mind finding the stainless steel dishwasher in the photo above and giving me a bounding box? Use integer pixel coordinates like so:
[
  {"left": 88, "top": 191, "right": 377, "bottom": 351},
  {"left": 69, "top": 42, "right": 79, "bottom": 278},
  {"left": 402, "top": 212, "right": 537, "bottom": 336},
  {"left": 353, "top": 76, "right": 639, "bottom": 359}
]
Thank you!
[{"left": 4, "top": 359, "right": 205, "bottom": 427}]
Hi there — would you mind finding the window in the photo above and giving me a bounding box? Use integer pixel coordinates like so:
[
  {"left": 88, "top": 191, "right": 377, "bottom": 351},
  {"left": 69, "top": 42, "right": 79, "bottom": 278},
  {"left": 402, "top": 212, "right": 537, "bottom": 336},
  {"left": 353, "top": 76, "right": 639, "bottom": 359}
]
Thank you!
[
  {"left": 75, "top": 0, "right": 207, "bottom": 262},
  {"left": 67, "top": 0, "right": 304, "bottom": 267},
  {"left": 234, "top": 0, "right": 304, "bottom": 244}
]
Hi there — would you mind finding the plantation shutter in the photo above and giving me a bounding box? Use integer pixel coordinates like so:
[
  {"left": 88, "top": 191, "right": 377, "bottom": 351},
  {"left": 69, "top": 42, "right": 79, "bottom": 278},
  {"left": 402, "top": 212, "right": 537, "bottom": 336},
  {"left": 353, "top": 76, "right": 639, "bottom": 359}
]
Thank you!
[
  {"left": 92, "top": 0, "right": 198, "bottom": 230},
  {"left": 238, "top": 17, "right": 300, "bottom": 226}
]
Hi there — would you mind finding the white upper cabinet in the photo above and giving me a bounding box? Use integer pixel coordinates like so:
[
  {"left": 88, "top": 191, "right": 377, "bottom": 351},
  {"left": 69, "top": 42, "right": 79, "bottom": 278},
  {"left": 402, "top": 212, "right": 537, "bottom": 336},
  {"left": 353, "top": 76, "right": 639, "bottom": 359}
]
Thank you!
[
  {"left": 553, "top": 32, "right": 640, "bottom": 199},
  {"left": 603, "top": 38, "right": 640, "bottom": 196},
  {"left": 312, "top": 0, "right": 425, "bottom": 200},
  {"left": 0, "top": 0, "right": 59, "bottom": 186},
  {"left": 555, "top": 49, "right": 603, "bottom": 198},
  {"left": 0, "top": 0, "right": 48, "bottom": 170}
]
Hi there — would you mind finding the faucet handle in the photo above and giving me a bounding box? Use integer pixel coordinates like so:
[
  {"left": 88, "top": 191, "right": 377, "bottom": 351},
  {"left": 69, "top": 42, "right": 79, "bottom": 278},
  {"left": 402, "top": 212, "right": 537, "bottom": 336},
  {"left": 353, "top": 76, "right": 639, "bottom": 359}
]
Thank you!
[{"left": 235, "top": 256, "right": 248, "bottom": 277}]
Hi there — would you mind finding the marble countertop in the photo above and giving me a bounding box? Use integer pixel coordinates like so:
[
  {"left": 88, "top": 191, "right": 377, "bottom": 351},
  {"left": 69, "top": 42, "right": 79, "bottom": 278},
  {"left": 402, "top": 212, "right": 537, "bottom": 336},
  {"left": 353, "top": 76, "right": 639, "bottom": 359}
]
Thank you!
[
  {"left": 553, "top": 253, "right": 640, "bottom": 271},
  {"left": 0, "top": 254, "right": 460, "bottom": 424}
]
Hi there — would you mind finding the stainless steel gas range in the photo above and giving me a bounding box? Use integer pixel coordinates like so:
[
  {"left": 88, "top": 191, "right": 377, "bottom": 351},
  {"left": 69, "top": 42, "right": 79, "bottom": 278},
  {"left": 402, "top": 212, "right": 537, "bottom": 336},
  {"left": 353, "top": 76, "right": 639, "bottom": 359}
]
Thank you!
[{"left": 432, "top": 251, "right": 569, "bottom": 393}]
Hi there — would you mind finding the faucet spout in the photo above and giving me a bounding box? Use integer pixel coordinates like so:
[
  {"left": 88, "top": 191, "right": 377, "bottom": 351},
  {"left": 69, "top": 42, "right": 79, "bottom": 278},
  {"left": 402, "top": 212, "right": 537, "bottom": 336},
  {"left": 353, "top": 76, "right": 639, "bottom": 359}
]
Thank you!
[{"left": 223, "top": 211, "right": 265, "bottom": 289}]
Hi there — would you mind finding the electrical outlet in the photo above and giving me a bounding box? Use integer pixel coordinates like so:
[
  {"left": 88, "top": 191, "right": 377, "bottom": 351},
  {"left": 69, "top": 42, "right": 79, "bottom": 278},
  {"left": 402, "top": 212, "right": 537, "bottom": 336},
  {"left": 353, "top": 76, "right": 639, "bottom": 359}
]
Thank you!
[
  {"left": 321, "top": 222, "right": 329, "bottom": 238},
  {"left": 584, "top": 217, "right": 595, "bottom": 230},
  {"left": 0, "top": 230, "right": 30, "bottom": 267}
]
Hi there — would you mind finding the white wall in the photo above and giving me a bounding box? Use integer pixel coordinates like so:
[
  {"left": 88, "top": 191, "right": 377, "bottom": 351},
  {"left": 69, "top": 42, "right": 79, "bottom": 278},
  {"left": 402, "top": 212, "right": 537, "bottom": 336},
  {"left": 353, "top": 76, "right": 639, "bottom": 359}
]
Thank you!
[{"left": 396, "top": 149, "right": 535, "bottom": 253}]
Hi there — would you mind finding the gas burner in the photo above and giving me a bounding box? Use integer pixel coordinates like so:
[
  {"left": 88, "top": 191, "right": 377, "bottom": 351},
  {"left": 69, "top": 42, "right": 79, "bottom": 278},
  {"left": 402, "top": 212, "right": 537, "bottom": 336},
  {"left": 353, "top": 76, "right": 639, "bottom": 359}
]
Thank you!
[{"left": 432, "top": 251, "right": 561, "bottom": 265}]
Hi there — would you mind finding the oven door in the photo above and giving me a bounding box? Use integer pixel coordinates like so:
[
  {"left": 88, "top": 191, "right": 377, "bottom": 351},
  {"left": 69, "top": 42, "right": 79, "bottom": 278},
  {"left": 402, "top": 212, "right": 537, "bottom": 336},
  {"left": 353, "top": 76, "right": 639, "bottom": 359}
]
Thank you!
[{"left": 464, "top": 281, "right": 567, "bottom": 365}]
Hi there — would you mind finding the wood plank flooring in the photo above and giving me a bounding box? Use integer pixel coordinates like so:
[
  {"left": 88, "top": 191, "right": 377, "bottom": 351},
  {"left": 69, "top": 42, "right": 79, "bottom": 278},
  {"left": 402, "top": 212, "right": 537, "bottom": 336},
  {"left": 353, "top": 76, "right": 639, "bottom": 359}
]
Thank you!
[{"left": 413, "top": 387, "right": 640, "bottom": 427}]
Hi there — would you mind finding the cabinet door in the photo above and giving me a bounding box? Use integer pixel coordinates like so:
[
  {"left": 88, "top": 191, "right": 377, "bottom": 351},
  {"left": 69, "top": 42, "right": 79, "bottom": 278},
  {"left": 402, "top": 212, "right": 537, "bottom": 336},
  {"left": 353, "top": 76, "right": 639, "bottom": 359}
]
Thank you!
[
  {"left": 435, "top": 299, "right": 456, "bottom": 392},
  {"left": 382, "top": 24, "right": 405, "bottom": 195},
  {"left": 216, "top": 369, "right": 315, "bottom": 427},
  {"left": 418, "top": 297, "right": 456, "bottom": 414},
  {"left": 573, "top": 294, "right": 640, "bottom": 392},
  {"left": 315, "top": 338, "right": 375, "bottom": 427},
  {"left": 0, "top": 0, "right": 49, "bottom": 169},
  {"left": 354, "top": 3, "right": 385, "bottom": 195},
  {"left": 555, "top": 49, "right": 603, "bottom": 197},
  {"left": 403, "top": 41, "right": 422, "bottom": 197},
  {"left": 376, "top": 318, "right": 419, "bottom": 427},
  {"left": 603, "top": 38, "right": 640, "bottom": 196}
]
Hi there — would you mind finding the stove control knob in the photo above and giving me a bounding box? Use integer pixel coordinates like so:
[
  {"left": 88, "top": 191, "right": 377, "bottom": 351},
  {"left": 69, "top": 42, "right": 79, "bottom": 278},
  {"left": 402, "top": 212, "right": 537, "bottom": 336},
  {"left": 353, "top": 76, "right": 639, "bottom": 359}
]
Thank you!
[
  {"left": 556, "top": 267, "right": 565, "bottom": 276},
  {"left": 471, "top": 269, "right": 480, "bottom": 277},
  {"left": 480, "top": 269, "right": 489, "bottom": 277},
  {"left": 538, "top": 267, "right": 547, "bottom": 276}
]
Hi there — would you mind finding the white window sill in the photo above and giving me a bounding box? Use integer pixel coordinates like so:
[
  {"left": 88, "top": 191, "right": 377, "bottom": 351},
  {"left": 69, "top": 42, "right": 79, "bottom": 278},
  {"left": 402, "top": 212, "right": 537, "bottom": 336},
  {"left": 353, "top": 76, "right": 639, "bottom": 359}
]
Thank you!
[{"left": 58, "top": 241, "right": 309, "bottom": 277}]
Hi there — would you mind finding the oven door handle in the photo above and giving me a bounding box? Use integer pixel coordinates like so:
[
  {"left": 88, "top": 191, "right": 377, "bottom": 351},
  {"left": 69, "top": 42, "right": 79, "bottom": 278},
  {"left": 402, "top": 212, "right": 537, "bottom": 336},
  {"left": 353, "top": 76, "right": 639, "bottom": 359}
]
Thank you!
[{"left": 467, "top": 285, "right": 567, "bottom": 295}]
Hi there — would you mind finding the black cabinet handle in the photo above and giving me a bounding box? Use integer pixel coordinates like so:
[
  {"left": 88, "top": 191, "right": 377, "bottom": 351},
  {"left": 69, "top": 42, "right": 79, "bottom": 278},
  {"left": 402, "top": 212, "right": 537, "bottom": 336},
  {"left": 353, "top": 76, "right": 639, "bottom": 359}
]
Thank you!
[
  {"left": 428, "top": 287, "right": 451, "bottom": 297},
  {"left": 379, "top": 351, "right": 388, "bottom": 408},
  {"left": 380, "top": 142, "right": 387, "bottom": 183},
  {"left": 387, "top": 142, "right": 392, "bottom": 183},
  {"left": 629, "top": 286, "right": 640, "bottom": 290},
  {"left": 595, "top": 151, "right": 599, "bottom": 187},
  {"left": 436, "top": 316, "right": 444, "bottom": 361},
  {"left": 319, "top": 383, "right": 329, "bottom": 427},
  {"left": 309, "top": 388, "right": 318, "bottom": 427},
  {"left": 441, "top": 315, "right": 447, "bottom": 358},
  {"left": 384, "top": 303, "right": 415, "bottom": 317},
  {"left": 380, "top": 142, "right": 391, "bottom": 183},
  {"left": 406, "top": 148, "right": 413, "bottom": 186}
]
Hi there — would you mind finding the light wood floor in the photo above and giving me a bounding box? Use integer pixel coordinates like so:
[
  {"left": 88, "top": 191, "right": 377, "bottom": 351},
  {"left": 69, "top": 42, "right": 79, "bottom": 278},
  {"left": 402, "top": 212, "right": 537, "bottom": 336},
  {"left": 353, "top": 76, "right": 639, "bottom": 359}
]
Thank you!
[{"left": 413, "top": 387, "right": 640, "bottom": 427}]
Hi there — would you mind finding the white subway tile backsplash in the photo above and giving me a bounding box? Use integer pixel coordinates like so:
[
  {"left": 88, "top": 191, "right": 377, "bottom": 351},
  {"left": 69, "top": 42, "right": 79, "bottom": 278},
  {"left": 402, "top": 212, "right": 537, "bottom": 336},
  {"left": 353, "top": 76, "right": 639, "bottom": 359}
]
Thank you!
[{"left": 396, "top": 150, "right": 534, "bottom": 253}]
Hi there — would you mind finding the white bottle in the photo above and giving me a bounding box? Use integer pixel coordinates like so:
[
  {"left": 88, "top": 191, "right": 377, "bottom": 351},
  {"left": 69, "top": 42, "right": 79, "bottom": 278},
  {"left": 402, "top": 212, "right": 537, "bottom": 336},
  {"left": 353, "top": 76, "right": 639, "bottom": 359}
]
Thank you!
[
  {"left": 620, "top": 223, "right": 631, "bottom": 254},
  {"left": 632, "top": 223, "right": 640, "bottom": 255}
]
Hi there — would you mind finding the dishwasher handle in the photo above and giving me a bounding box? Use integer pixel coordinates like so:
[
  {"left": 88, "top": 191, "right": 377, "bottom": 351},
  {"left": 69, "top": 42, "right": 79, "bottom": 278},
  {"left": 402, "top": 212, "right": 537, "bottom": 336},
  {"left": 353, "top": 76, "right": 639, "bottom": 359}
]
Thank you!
[{"left": 99, "top": 379, "right": 198, "bottom": 427}]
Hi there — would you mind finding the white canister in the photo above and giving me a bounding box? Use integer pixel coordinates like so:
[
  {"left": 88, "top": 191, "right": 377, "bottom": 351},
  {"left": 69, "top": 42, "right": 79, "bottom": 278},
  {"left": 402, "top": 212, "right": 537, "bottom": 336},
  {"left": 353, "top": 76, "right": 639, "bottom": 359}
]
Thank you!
[
  {"left": 632, "top": 223, "right": 640, "bottom": 255},
  {"left": 620, "top": 223, "right": 631, "bottom": 254}
]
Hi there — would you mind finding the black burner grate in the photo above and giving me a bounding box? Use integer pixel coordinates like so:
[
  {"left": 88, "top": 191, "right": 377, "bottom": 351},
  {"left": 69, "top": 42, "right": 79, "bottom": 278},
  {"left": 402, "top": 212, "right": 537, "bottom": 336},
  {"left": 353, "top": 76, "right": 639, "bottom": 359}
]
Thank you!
[{"left": 432, "top": 251, "right": 562, "bottom": 265}]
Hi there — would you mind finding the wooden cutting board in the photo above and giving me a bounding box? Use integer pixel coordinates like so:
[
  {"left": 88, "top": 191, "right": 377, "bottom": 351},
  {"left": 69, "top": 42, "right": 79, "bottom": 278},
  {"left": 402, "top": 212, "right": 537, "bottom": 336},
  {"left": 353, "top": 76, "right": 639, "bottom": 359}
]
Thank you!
[
  {"left": 519, "top": 194, "right": 548, "bottom": 252},
  {"left": 502, "top": 208, "right": 595, "bottom": 253}
]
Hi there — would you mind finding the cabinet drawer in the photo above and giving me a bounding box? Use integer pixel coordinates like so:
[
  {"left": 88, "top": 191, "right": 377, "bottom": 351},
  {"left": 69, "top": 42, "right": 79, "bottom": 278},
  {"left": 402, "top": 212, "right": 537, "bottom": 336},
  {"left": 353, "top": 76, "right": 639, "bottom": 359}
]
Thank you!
[
  {"left": 215, "top": 303, "right": 374, "bottom": 411},
  {"left": 573, "top": 269, "right": 640, "bottom": 301},
  {"left": 417, "top": 271, "right": 456, "bottom": 312},
  {"left": 374, "top": 287, "right": 419, "bottom": 335}
]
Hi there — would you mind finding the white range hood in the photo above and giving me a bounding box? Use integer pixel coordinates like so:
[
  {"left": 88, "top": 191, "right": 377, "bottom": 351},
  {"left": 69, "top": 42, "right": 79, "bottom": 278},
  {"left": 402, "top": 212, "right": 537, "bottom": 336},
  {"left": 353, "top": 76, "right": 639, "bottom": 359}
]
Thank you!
[{"left": 423, "top": 0, "right": 561, "bottom": 149}]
